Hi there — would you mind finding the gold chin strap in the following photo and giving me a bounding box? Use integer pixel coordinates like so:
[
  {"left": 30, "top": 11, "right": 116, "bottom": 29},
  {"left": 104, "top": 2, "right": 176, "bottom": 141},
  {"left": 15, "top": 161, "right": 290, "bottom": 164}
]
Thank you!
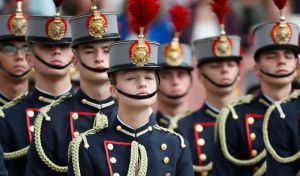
[
  {"left": 263, "top": 90, "right": 300, "bottom": 164},
  {"left": 127, "top": 141, "right": 148, "bottom": 176},
  {"left": 218, "top": 95, "right": 268, "bottom": 166}
]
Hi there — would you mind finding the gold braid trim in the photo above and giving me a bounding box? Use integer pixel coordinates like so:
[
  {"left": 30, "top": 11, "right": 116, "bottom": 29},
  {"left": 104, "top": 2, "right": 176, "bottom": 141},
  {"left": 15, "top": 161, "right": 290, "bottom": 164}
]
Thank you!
[
  {"left": 4, "top": 146, "right": 29, "bottom": 160},
  {"left": 153, "top": 125, "right": 186, "bottom": 148},
  {"left": 253, "top": 161, "right": 266, "bottom": 176},
  {"left": 218, "top": 95, "right": 267, "bottom": 166},
  {"left": 168, "top": 111, "right": 192, "bottom": 131},
  {"left": 70, "top": 115, "right": 108, "bottom": 176},
  {"left": 0, "top": 95, "right": 25, "bottom": 118},
  {"left": 127, "top": 141, "right": 148, "bottom": 176},
  {"left": 262, "top": 90, "right": 300, "bottom": 164},
  {"left": 34, "top": 93, "right": 72, "bottom": 172},
  {"left": 193, "top": 162, "right": 212, "bottom": 173}
]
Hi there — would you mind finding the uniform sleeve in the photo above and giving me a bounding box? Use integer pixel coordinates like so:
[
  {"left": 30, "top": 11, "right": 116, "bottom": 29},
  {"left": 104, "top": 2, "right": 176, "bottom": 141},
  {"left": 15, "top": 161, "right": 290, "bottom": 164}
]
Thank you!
[
  {"left": 265, "top": 108, "right": 299, "bottom": 175},
  {"left": 67, "top": 142, "right": 94, "bottom": 176},
  {"left": 0, "top": 145, "right": 7, "bottom": 176},
  {"left": 26, "top": 119, "right": 58, "bottom": 176},
  {"left": 175, "top": 140, "right": 193, "bottom": 176}
]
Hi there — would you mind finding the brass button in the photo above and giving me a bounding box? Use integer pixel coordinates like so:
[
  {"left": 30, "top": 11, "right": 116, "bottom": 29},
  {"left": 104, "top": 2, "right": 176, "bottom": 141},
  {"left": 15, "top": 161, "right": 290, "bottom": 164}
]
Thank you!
[
  {"left": 27, "top": 110, "right": 34, "bottom": 118},
  {"left": 163, "top": 157, "right": 170, "bottom": 164},
  {"left": 202, "top": 171, "right": 208, "bottom": 176},
  {"left": 195, "top": 124, "right": 203, "bottom": 132},
  {"left": 148, "top": 126, "right": 152, "bottom": 131},
  {"left": 74, "top": 131, "right": 79, "bottom": 137},
  {"left": 110, "top": 157, "right": 117, "bottom": 164},
  {"left": 72, "top": 113, "right": 79, "bottom": 120},
  {"left": 38, "top": 96, "right": 45, "bottom": 101},
  {"left": 116, "top": 125, "right": 122, "bottom": 131},
  {"left": 197, "top": 138, "right": 205, "bottom": 146},
  {"left": 250, "top": 133, "right": 256, "bottom": 141},
  {"left": 165, "top": 173, "right": 171, "bottom": 176},
  {"left": 200, "top": 154, "right": 207, "bottom": 161},
  {"left": 161, "top": 143, "right": 167, "bottom": 151},
  {"left": 252, "top": 149, "right": 258, "bottom": 157},
  {"left": 113, "top": 173, "right": 120, "bottom": 176},
  {"left": 107, "top": 144, "right": 114, "bottom": 151},
  {"left": 248, "top": 117, "right": 254, "bottom": 125},
  {"left": 81, "top": 99, "right": 87, "bottom": 104},
  {"left": 29, "top": 126, "right": 34, "bottom": 132}
]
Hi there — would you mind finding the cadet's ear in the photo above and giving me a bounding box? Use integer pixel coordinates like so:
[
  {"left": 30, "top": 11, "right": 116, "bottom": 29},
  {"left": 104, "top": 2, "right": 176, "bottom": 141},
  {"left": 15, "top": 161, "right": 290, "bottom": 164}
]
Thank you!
[
  {"left": 25, "top": 53, "right": 34, "bottom": 68},
  {"left": 253, "top": 64, "right": 260, "bottom": 78},
  {"left": 110, "top": 85, "right": 117, "bottom": 99}
]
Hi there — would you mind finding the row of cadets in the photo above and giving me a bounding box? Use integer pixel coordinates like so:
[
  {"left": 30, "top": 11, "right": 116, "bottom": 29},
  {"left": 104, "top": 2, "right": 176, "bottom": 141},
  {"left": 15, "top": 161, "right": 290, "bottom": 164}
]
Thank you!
[
  {"left": 0, "top": 0, "right": 30, "bottom": 107},
  {"left": 213, "top": 0, "right": 300, "bottom": 175},
  {"left": 0, "top": 0, "right": 76, "bottom": 175},
  {"left": 262, "top": 0, "right": 300, "bottom": 175},
  {"left": 26, "top": 0, "right": 120, "bottom": 175},
  {"left": 177, "top": 0, "right": 242, "bottom": 175},
  {"left": 156, "top": 4, "right": 193, "bottom": 130},
  {"left": 67, "top": 0, "right": 194, "bottom": 175},
  {"left": 0, "top": 1, "right": 31, "bottom": 174}
]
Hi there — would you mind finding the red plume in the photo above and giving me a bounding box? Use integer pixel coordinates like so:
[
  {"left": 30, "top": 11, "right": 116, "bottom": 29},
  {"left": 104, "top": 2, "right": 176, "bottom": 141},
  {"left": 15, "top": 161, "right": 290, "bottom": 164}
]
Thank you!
[
  {"left": 128, "top": 0, "right": 160, "bottom": 28},
  {"left": 169, "top": 4, "right": 191, "bottom": 33},
  {"left": 128, "top": 14, "right": 148, "bottom": 35},
  {"left": 273, "top": 0, "right": 287, "bottom": 10},
  {"left": 210, "top": 0, "right": 230, "bottom": 24},
  {"left": 53, "top": 0, "right": 64, "bottom": 8}
]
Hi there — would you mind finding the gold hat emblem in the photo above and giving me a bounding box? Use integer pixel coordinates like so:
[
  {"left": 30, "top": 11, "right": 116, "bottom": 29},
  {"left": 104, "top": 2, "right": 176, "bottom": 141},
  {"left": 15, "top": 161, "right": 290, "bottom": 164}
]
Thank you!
[
  {"left": 129, "top": 40, "right": 151, "bottom": 67},
  {"left": 271, "top": 22, "right": 292, "bottom": 44},
  {"left": 8, "top": 14, "right": 27, "bottom": 36},
  {"left": 213, "top": 36, "right": 233, "bottom": 57},
  {"left": 8, "top": 1, "right": 26, "bottom": 36},
  {"left": 46, "top": 17, "right": 67, "bottom": 40},
  {"left": 165, "top": 42, "right": 183, "bottom": 66},
  {"left": 87, "top": 9, "right": 107, "bottom": 38}
]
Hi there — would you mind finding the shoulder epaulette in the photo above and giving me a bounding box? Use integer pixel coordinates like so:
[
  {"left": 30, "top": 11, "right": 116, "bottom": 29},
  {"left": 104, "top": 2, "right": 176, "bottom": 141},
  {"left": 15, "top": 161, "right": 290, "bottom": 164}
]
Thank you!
[
  {"left": 217, "top": 94, "right": 266, "bottom": 166},
  {"left": 0, "top": 95, "right": 25, "bottom": 118},
  {"left": 263, "top": 90, "right": 300, "bottom": 164},
  {"left": 33, "top": 92, "right": 72, "bottom": 172},
  {"left": 153, "top": 125, "right": 186, "bottom": 149}
]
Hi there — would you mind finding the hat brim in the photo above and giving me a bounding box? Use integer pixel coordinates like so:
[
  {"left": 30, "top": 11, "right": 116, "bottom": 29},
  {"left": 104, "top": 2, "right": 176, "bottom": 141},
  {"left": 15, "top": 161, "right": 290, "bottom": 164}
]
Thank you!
[
  {"left": 107, "top": 63, "right": 161, "bottom": 74},
  {"left": 197, "top": 56, "right": 242, "bottom": 67},
  {"left": 0, "top": 35, "right": 26, "bottom": 42},
  {"left": 72, "top": 34, "right": 120, "bottom": 48},
  {"left": 254, "top": 44, "right": 300, "bottom": 61},
  {"left": 158, "top": 63, "right": 193, "bottom": 71},
  {"left": 26, "top": 37, "right": 72, "bottom": 44}
]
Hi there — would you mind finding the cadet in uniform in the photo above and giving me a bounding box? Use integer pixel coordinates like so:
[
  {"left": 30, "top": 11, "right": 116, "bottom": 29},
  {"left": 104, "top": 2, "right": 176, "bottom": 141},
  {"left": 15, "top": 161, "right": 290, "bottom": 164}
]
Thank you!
[
  {"left": 156, "top": 4, "right": 193, "bottom": 130},
  {"left": 213, "top": 0, "right": 300, "bottom": 175},
  {"left": 0, "top": 1, "right": 75, "bottom": 175},
  {"left": 67, "top": 0, "right": 193, "bottom": 175},
  {"left": 177, "top": 0, "right": 242, "bottom": 175},
  {"left": 0, "top": 0, "right": 31, "bottom": 106},
  {"left": 261, "top": 1, "right": 300, "bottom": 175},
  {"left": 26, "top": 1, "right": 120, "bottom": 175}
]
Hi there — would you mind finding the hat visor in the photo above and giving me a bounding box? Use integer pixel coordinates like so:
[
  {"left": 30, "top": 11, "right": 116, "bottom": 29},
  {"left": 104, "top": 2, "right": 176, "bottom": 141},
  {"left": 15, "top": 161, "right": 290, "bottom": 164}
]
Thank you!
[
  {"left": 26, "top": 37, "right": 72, "bottom": 44},
  {"left": 72, "top": 34, "right": 120, "bottom": 48},
  {"left": 254, "top": 44, "right": 300, "bottom": 61},
  {"left": 158, "top": 63, "right": 193, "bottom": 71},
  {"left": 107, "top": 64, "right": 161, "bottom": 74},
  {"left": 0, "top": 36, "right": 26, "bottom": 42},
  {"left": 197, "top": 56, "right": 242, "bottom": 67}
]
